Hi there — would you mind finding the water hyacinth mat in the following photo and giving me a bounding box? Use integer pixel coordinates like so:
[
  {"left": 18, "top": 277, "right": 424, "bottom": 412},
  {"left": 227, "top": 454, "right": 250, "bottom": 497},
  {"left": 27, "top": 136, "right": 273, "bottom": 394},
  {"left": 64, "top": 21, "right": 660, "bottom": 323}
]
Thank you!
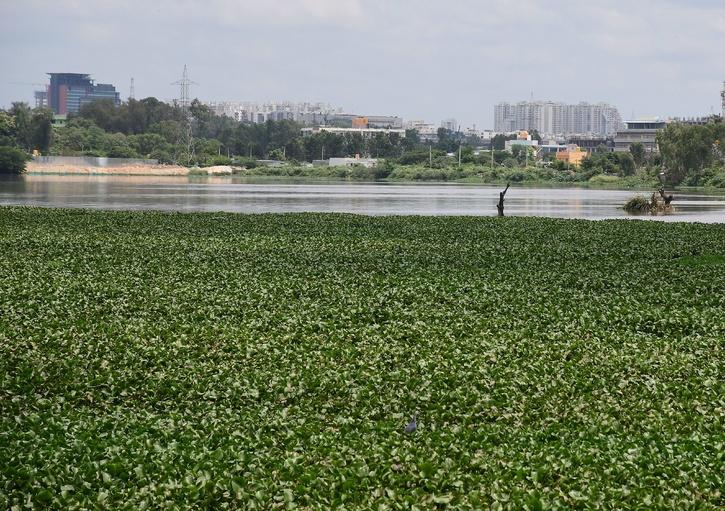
[{"left": 0, "top": 207, "right": 723, "bottom": 509}]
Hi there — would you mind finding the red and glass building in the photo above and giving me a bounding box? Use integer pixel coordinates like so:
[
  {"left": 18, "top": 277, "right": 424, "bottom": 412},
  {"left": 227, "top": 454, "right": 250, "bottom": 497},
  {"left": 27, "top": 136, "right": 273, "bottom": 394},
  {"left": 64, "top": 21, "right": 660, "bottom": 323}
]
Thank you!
[{"left": 47, "top": 73, "right": 120, "bottom": 115}]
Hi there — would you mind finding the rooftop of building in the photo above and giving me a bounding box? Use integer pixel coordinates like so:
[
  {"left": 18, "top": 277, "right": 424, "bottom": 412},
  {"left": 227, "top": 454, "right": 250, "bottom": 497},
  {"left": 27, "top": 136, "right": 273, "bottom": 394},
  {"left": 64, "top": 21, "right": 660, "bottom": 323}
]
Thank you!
[{"left": 47, "top": 73, "right": 91, "bottom": 78}]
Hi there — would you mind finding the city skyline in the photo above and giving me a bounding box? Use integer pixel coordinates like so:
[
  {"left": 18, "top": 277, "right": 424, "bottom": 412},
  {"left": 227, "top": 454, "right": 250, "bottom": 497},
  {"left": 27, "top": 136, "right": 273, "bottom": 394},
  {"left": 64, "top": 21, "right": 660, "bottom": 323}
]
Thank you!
[{"left": 1, "top": 0, "right": 724, "bottom": 128}]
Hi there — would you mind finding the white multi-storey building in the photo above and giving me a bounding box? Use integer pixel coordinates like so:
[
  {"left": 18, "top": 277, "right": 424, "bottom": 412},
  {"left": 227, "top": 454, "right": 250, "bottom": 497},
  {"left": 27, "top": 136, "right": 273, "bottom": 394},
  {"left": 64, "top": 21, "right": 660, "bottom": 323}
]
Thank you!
[
  {"left": 494, "top": 101, "right": 623, "bottom": 137},
  {"left": 440, "top": 118, "right": 457, "bottom": 131},
  {"left": 206, "top": 101, "right": 344, "bottom": 125}
]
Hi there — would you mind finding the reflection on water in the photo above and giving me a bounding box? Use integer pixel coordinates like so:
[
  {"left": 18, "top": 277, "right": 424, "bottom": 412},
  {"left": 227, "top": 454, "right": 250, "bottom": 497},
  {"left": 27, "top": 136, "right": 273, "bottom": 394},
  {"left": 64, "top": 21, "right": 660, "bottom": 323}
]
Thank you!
[{"left": 1, "top": 175, "right": 724, "bottom": 223}]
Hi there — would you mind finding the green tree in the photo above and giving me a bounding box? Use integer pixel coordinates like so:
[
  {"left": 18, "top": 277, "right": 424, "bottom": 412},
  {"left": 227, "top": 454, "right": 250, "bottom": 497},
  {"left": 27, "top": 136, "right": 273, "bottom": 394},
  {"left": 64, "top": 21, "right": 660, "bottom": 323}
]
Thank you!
[
  {"left": 0, "top": 146, "right": 29, "bottom": 174},
  {"left": 436, "top": 128, "right": 458, "bottom": 153},
  {"left": 106, "top": 132, "right": 139, "bottom": 158},
  {"left": 511, "top": 145, "right": 535, "bottom": 166},
  {"left": 30, "top": 108, "right": 54, "bottom": 153},
  {"left": 77, "top": 99, "right": 119, "bottom": 132},
  {"left": 128, "top": 133, "right": 168, "bottom": 157},
  {"left": 657, "top": 121, "right": 725, "bottom": 184},
  {"left": 267, "top": 148, "right": 286, "bottom": 161},
  {"left": 616, "top": 152, "right": 636, "bottom": 176},
  {"left": 150, "top": 120, "right": 185, "bottom": 144},
  {"left": 492, "top": 133, "right": 517, "bottom": 151},
  {"left": 401, "top": 129, "right": 420, "bottom": 152},
  {"left": 0, "top": 111, "right": 17, "bottom": 147},
  {"left": 629, "top": 142, "right": 646, "bottom": 168},
  {"left": 10, "top": 102, "right": 32, "bottom": 150}
]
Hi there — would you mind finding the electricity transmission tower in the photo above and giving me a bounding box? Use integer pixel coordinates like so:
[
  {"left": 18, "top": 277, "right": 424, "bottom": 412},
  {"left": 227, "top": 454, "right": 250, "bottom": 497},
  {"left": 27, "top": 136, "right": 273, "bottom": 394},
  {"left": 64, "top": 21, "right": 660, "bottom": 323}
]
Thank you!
[
  {"left": 171, "top": 65, "right": 198, "bottom": 165},
  {"left": 172, "top": 65, "right": 196, "bottom": 111}
]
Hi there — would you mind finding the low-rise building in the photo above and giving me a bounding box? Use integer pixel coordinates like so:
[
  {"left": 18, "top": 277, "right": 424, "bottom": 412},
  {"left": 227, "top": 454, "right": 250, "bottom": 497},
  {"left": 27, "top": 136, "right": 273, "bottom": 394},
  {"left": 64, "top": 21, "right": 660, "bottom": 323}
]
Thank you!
[
  {"left": 538, "top": 144, "right": 568, "bottom": 156},
  {"left": 327, "top": 114, "right": 403, "bottom": 129},
  {"left": 440, "top": 118, "right": 457, "bottom": 131},
  {"left": 567, "top": 136, "right": 612, "bottom": 153},
  {"left": 505, "top": 139, "right": 539, "bottom": 152},
  {"left": 555, "top": 145, "right": 587, "bottom": 167},
  {"left": 613, "top": 120, "right": 668, "bottom": 153},
  {"left": 51, "top": 114, "right": 67, "bottom": 128},
  {"left": 328, "top": 157, "right": 378, "bottom": 168},
  {"left": 405, "top": 120, "right": 438, "bottom": 143},
  {"left": 505, "top": 130, "right": 539, "bottom": 152},
  {"left": 301, "top": 126, "right": 406, "bottom": 138}
]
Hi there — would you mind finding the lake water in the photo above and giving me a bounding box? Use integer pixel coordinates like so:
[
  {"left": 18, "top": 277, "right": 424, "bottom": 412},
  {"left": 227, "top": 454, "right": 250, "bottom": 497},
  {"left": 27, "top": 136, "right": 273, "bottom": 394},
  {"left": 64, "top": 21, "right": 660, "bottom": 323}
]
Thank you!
[{"left": 1, "top": 175, "right": 724, "bottom": 222}]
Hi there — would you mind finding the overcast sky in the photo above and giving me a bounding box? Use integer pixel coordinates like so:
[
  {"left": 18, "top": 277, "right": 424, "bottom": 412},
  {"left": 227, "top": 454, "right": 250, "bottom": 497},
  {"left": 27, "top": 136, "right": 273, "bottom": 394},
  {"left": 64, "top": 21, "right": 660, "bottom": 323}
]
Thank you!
[{"left": 1, "top": 0, "right": 724, "bottom": 127}]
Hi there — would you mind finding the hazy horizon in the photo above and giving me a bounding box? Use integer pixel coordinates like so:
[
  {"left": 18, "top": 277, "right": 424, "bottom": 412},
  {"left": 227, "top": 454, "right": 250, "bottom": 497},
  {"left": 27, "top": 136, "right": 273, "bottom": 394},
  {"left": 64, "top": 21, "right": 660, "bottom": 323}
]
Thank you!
[{"left": 1, "top": 0, "right": 724, "bottom": 128}]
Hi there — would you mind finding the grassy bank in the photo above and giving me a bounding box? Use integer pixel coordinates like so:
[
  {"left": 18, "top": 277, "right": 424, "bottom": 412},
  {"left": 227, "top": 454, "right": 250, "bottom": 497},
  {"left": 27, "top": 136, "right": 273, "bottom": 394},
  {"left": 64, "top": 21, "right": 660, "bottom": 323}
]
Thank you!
[
  {"left": 235, "top": 164, "right": 668, "bottom": 189},
  {"left": 1, "top": 208, "right": 723, "bottom": 509}
]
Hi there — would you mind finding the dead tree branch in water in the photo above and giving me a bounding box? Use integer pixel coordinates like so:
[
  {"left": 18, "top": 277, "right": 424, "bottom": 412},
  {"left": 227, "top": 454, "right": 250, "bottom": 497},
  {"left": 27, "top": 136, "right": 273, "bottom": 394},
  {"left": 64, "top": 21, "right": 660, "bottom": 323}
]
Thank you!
[{"left": 497, "top": 183, "right": 510, "bottom": 217}]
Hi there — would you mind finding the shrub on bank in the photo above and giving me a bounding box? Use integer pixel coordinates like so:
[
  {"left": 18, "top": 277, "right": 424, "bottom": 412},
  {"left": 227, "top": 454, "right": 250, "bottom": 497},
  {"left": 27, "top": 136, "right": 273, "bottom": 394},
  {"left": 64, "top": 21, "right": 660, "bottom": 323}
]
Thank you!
[
  {"left": 0, "top": 146, "right": 29, "bottom": 174},
  {"left": 589, "top": 174, "right": 621, "bottom": 185},
  {"left": 703, "top": 169, "right": 725, "bottom": 188},
  {"left": 680, "top": 166, "right": 725, "bottom": 188}
]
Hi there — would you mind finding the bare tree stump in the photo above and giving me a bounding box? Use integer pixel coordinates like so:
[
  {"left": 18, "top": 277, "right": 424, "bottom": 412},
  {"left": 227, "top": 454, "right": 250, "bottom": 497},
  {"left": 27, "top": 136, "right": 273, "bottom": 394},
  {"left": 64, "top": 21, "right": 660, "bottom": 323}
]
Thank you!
[
  {"left": 658, "top": 187, "right": 673, "bottom": 205},
  {"left": 497, "top": 183, "right": 510, "bottom": 217}
]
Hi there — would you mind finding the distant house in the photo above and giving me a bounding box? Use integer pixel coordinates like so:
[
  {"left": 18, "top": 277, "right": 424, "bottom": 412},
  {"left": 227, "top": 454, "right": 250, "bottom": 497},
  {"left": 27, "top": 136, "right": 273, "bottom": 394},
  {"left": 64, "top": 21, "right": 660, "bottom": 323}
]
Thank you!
[{"left": 505, "top": 131, "right": 539, "bottom": 152}]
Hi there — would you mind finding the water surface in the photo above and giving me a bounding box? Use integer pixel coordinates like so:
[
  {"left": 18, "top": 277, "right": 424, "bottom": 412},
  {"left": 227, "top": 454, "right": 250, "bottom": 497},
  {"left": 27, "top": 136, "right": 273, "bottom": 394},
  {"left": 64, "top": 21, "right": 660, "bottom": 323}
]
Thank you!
[{"left": 1, "top": 175, "right": 724, "bottom": 222}]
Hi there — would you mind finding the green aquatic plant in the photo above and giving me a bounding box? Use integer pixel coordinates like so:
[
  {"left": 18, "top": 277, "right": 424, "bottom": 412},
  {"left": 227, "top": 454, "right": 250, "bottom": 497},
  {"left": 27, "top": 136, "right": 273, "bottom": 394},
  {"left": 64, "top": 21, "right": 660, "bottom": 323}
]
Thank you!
[{"left": 0, "top": 207, "right": 723, "bottom": 509}]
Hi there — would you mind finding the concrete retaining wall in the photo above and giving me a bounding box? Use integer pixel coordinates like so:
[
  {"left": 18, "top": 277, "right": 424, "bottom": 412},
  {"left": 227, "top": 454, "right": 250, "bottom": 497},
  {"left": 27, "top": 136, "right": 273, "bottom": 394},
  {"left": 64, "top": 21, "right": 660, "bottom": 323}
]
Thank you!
[{"left": 33, "top": 156, "right": 159, "bottom": 168}]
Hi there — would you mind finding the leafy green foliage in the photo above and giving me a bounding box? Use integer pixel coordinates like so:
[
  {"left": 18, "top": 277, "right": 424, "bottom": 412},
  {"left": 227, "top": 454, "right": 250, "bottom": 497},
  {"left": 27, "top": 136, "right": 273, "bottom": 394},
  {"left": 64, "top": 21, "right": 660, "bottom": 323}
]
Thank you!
[
  {"left": 0, "top": 208, "right": 723, "bottom": 509},
  {"left": 581, "top": 151, "right": 636, "bottom": 177},
  {"left": 6, "top": 103, "right": 54, "bottom": 153},
  {"left": 629, "top": 142, "right": 646, "bottom": 167},
  {"left": 492, "top": 133, "right": 518, "bottom": 150},
  {"left": 0, "top": 111, "right": 16, "bottom": 147},
  {"left": 657, "top": 119, "right": 725, "bottom": 185},
  {"left": 0, "top": 146, "right": 29, "bottom": 174}
]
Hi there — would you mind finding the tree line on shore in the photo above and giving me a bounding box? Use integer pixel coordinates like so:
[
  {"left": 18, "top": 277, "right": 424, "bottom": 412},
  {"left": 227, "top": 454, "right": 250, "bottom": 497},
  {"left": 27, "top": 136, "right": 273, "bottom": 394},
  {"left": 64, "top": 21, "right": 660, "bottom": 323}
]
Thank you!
[{"left": 1, "top": 98, "right": 724, "bottom": 187}]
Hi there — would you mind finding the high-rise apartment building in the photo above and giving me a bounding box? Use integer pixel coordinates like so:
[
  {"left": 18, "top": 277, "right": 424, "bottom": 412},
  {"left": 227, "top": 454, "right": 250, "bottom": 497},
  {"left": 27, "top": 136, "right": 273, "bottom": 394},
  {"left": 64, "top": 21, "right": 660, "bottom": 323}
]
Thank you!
[
  {"left": 721, "top": 81, "right": 725, "bottom": 117},
  {"left": 46, "top": 73, "right": 120, "bottom": 115},
  {"left": 494, "top": 101, "right": 623, "bottom": 137}
]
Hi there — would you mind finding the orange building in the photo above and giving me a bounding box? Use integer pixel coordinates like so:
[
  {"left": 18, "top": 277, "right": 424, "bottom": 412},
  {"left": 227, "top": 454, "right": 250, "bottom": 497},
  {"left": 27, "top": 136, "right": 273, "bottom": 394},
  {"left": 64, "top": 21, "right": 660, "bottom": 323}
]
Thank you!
[
  {"left": 352, "top": 117, "right": 369, "bottom": 129},
  {"left": 555, "top": 145, "right": 587, "bottom": 167}
]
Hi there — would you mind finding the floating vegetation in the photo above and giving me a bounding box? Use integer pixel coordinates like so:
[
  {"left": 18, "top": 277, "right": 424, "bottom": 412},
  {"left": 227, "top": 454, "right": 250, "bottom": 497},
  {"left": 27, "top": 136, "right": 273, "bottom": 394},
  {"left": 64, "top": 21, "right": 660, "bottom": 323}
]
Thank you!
[
  {"left": 623, "top": 194, "right": 651, "bottom": 213},
  {"left": 0, "top": 207, "right": 723, "bottom": 509},
  {"left": 624, "top": 188, "right": 675, "bottom": 215}
]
